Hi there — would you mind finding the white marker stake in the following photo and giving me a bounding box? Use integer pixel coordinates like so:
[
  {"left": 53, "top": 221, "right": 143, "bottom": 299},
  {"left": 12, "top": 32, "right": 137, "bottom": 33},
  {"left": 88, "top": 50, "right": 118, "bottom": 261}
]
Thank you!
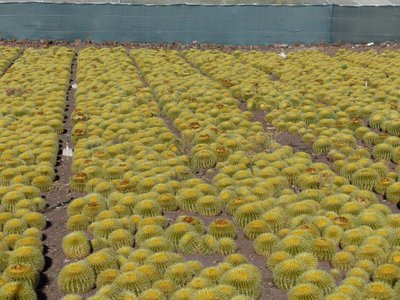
[{"left": 62, "top": 143, "right": 73, "bottom": 157}]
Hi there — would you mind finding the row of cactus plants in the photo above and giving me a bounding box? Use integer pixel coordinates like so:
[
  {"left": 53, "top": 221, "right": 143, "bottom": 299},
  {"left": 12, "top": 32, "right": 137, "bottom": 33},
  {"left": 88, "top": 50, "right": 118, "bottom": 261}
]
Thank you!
[
  {"left": 0, "top": 46, "right": 74, "bottom": 299},
  {"left": 0, "top": 47, "right": 22, "bottom": 74}
]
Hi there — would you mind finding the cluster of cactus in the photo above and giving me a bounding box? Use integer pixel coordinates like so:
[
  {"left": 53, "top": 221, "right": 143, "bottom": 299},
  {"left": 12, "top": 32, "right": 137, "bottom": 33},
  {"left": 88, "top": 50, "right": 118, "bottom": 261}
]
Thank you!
[
  {"left": 0, "top": 46, "right": 22, "bottom": 73},
  {"left": 0, "top": 47, "right": 74, "bottom": 191},
  {"left": 59, "top": 252, "right": 261, "bottom": 299}
]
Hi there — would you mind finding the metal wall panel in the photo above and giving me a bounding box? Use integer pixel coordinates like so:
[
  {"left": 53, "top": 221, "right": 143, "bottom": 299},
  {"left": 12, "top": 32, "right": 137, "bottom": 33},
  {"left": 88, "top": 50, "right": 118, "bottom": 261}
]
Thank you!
[{"left": 331, "top": 6, "right": 400, "bottom": 43}]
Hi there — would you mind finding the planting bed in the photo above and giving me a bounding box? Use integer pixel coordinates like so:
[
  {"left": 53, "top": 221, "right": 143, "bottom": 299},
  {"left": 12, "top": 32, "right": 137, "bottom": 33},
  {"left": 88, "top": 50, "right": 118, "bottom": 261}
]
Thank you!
[{"left": 0, "top": 44, "right": 399, "bottom": 300}]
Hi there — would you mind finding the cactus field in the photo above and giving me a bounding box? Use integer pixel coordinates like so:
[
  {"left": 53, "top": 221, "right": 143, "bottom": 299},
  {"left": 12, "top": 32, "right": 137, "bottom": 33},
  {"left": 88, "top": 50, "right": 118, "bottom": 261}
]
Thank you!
[{"left": 0, "top": 44, "right": 399, "bottom": 300}]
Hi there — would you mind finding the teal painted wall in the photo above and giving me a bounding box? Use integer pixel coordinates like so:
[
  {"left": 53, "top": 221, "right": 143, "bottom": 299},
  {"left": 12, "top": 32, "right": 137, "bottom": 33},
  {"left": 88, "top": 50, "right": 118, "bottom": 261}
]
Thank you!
[
  {"left": 0, "top": 3, "right": 398, "bottom": 45},
  {"left": 0, "top": 3, "right": 332, "bottom": 44}
]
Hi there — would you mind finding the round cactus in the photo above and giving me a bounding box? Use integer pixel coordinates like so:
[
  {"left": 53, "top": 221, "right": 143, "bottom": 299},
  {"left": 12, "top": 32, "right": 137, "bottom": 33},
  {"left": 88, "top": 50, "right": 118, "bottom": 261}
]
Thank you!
[
  {"left": 275, "top": 235, "right": 310, "bottom": 256},
  {"left": 2, "top": 263, "right": 39, "bottom": 287},
  {"left": 244, "top": 220, "right": 270, "bottom": 240},
  {"left": 351, "top": 168, "right": 380, "bottom": 191},
  {"left": 288, "top": 283, "right": 324, "bottom": 300},
  {"left": 297, "top": 269, "right": 335, "bottom": 295},
  {"left": 195, "top": 195, "right": 222, "bottom": 216},
  {"left": 176, "top": 215, "right": 205, "bottom": 234},
  {"left": 141, "top": 236, "right": 174, "bottom": 253},
  {"left": 386, "top": 182, "right": 400, "bottom": 204},
  {"left": 208, "top": 218, "right": 237, "bottom": 239},
  {"left": 253, "top": 233, "right": 279, "bottom": 256},
  {"left": 220, "top": 264, "right": 261, "bottom": 298},
  {"left": 0, "top": 281, "right": 37, "bottom": 300},
  {"left": 178, "top": 231, "right": 201, "bottom": 254},
  {"left": 138, "top": 288, "right": 166, "bottom": 300},
  {"left": 152, "top": 279, "right": 178, "bottom": 297},
  {"left": 31, "top": 175, "right": 53, "bottom": 192},
  {"left": 190, "top": 149, "right": 217, "bottom": 170},
  {"left": 70, "top": 172, "right": 89, "bottom": 192},
  {"left": 311, "top": 238, "right": 335, "bottom": 261},
  {"left": 108, "top": 229, "right": 134, "bottom": 250},
  {"left": 114, "top": 270, "right": 151, "bottom": 295},
  {"left": 176, "top": 188, "right": 202, "bottom": 212},
  {"left": 135, "top": 225, "right": 164, "bottom": 245},
  {"left": 217, "top": 238, "right": 237, "bottom": 255},
  {"left": 164, "top": 262, "right": 195, "bottom": 288},
  {"left": 170, "top": 287, "right": 196, "bottom": 300},
  {"left": 133, "top": 200, "right": 162, "bottom": 218},
  {"left": 85, "top": 249, "right": 118, "bottom": 275},
  {"left": 96, "top": 268, "right": 120, "bottom": 287},
  {"left": 331, "top": 251, "right": 354, "bottom": 272},
  {"left": 145, "top": 251, "right": 184, "bottom": 273},
  {"left": 272, "top": 258, "right": 308, "bottom": 290},
  {"left": 164, "top": 222, "right": 196, "bottom": 249},
  {"left": 362, "top": 281, "right": 396, "bottom": 300},
  {"left": 9, "top": 246, "right": 45, "bottom": 272},
  {"left": 198, "top": 234, "right": 218, "bottom": 255},
  {"left": 58, "top": 261, "right": 96, "bottom": 294},
  {"left": 187, "top": 276, "right": 211, "bottom": 290},
  {"left": 62, "top": 231, "right": 91, "bottom": 259},
  {"left": 373, "top": 263, "right": 400, "bottom": 286},
  {"left": 196, "top": 266, "right": 220, "bottom": 285},
  {"left": 128, "top": 248, "right": 154, "bottom": 265},
  {"left": 22, "top": 212, "right": 46, "bottom": 230},
  {"left": 233, "top": 203, "right": 264, "bottom": 228}
]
